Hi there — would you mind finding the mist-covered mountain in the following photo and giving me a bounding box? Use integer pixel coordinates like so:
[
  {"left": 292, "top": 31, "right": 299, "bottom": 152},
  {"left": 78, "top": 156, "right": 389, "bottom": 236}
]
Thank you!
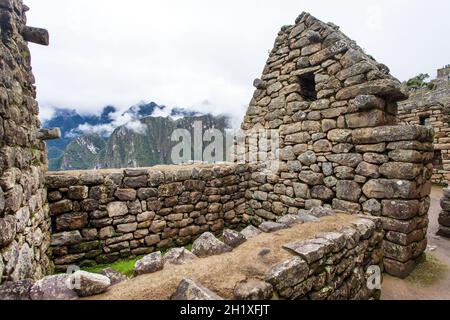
[{"left": 43, "top": 102, "right": 229, "bottom": 171}]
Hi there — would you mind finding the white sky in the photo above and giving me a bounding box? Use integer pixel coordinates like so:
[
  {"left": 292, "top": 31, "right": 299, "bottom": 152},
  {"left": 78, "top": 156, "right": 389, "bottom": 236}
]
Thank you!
[{"left": 26, "top": 0, "right": 450, "bottom": 126}]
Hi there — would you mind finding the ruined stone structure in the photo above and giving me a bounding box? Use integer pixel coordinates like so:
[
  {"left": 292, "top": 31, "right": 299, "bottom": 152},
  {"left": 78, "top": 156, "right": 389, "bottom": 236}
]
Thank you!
[
  {"left": 0, "top": 3, "right": 435, "bottom": 299},
  {"left": 437, "top": 65, "right": 450, "bottom": 82},
  {"left": 242, "top": 12, "right": 433, "bottom": 278},
  {"left": 438, "top": 188, "right": 450, "bottom": 238},
  {"left": 0, "top": 0, "right": 52, "bottom": 284},
  {"left": 398, "top": 68, "right": 450, "bottom": 185}
]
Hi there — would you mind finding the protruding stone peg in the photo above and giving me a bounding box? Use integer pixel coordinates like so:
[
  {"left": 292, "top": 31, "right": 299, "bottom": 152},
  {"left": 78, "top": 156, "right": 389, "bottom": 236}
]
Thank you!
[
  {"left": 22, "top": 26, "right": 49, "bottom": 46},
  {"left": 38, "top": 128, "right": 61, "bottom": 141}
]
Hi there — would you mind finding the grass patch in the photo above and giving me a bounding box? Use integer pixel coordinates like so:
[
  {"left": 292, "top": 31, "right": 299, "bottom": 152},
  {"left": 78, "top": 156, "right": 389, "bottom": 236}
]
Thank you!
[
  {"left": 84, "top": 257, "right": 141, "bottom": 278},
  {"left": 406, "top": 254, "right": 449, "bottom": 286},
  {"left": 82, "top": 243, "right": 197, "bottom": 277}
]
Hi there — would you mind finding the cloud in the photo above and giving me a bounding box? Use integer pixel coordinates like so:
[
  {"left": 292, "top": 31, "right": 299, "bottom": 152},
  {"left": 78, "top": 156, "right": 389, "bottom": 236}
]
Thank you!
[
  {"left": 67, "top": 106, "right": 149, "bottom": 137},
  {"left": 366, "top": 4, "right": 383, "bottom": 31},
  {"left": 26, "top": 0, "right": 450, "bottom": 126}
]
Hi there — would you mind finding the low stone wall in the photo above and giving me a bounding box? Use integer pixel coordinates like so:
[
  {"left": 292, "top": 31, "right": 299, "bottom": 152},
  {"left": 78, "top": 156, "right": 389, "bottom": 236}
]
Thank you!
[
  {"left": 438, "top": 188, "right": 450, "bottom": 238},
  {"left": 46, "top": 164, "right": 248, "bottom": 272},
  {"left": 398, "top": 87, "right": 450, "bottom": 185},
  {"left": 168, "top": 214, "right": 384, "bottom": 300},
  {"left": 264, "top": 216, "right": 383, "bottom": 300}
]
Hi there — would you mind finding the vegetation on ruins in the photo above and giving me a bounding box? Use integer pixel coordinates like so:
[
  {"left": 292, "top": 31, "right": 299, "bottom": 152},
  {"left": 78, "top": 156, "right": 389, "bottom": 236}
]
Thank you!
[{"left": 406, "top": 73, "right": 435, "bottom": 90}]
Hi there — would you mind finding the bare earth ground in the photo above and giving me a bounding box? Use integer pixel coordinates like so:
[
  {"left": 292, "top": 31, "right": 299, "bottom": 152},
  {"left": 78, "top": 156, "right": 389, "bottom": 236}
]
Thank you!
[
  {"left": 85, "top": 187, "right": 450, "bottom": 300},
  {"left": 381, "top": 185, "right": 450, "bottom": 300},
  {"left": 87, "top": 214, "right": 356, "bottom": 300}
]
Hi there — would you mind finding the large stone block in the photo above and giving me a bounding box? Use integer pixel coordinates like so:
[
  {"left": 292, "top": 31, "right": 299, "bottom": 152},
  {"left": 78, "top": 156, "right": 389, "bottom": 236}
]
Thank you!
[
  {"left": 382, "top": 200, "right": 420, "bottom": 220},
  {"left": 298, "top": 172, "right": 324, "bottom": 186},
  {"left": 191, "top": 232, "right": 232, "bottom": 258},
  {"left": 107, "top": 202, "right": 128, "bottom": 218},
  {"left": 51, "top": 231, "right": 82, "bottom": 247},
  {"left": 336, "top": 79, "right": 408, "bottom": 101},
  {"left": 265, "top": 257, "right": 309, "bottom": 291},
  {"left": 68, "top": 186, "right": 89, "bottom": 200},
  {"left": 159, "top": 183, "right": 183, "bottom": 197},
  {"left": 30, "top": 275, "right": 78, "bottom": 300},
  {"left": 326, "top": 154, "right": 363, "bottom": 168},
  {"left": 336, "top": 181, "right": 361, "bottom": 202},
  {"left": 362, "top": 179, "right": 419, "bottom": 199},
  {"left": 234, "top": 278, "right": 274, "bottom": 300},
  {"left": 123, "top": 176, "right": 148, "bottom": 188},
  {"left": 134, "top": 252, "right": 163, "bottom": 276},
  {"left": 79, "top": 172, "right": 104, "bottom": 185},
  {"left": 46, "top": 174, "right": 79, "bottom": 188},
  {"left": 0, "top": 215, "right": 16, "bottom": 248},
  {"left": 283, "top": 240, "right": 328, "bottom": 264},
  {"left": 352, "top": 125, "right": 433, "bottom": 144},
  {"left": 332, "top": 199, "right": 361, "bottom": 214},
  {"left": 56, "top": 212, "right": 88, "bottom": 231},
  {"left": 384, "top": 258, "right": 418, "bottom": 279},
  {"left": 172, "top": 278, "right": 223, "bottom": 300},
  {"left": 49, "top": 200, "right": 73, "bottom": 216},
  {"left": 379, "top": 163, "right": 423, "bottom": 180},
  {"left": 115, "top": 189, "right": 137, "bottom": 201},
  {"left": 345, "top": 110, "right": 388, "bottom": 129}
]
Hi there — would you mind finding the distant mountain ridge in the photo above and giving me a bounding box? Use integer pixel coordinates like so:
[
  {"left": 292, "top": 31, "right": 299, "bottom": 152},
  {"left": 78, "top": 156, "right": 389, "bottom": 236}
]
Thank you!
[{"left": 43, "top": 102, "right": 229, "bottom": 171}]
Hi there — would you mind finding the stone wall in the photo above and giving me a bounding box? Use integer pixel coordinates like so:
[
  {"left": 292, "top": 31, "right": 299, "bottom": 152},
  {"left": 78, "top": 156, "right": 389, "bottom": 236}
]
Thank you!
[
  {"left": 398, "top": 83, "right": 450, "bottom": 185},
  {"left": 241, "top": 12, "right": 433, "bottom": 278},
  {"left": 437, "top": 65, "right": 450, "bottom": 81},
  {"left": 46, "top": 164, "right": 248, "bottom": 272},
  {"left": 264, "top": 216, "right": 383, "bottom": 300},
  {"left": 169, "top": 214, "right": 384, "bottom": 300},
  {"left": 438, "top": 188, "right": 450, "bottom": 238},
  {"left": 0, "top": 0, "right": 51, "bottom": 284}
]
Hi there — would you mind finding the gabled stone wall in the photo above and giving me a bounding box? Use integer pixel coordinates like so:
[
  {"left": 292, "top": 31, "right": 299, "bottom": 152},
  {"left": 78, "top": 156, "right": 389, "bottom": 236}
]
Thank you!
[
  {"left": 0, "top": 0, "right": 51, "bottom": 284},
  {"left": 242, "top": 12, "right": 433, "bottom": 278}
]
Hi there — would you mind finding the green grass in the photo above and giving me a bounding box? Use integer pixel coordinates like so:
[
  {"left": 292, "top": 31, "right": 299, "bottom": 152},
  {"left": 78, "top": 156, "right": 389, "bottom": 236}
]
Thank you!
[
  {"left": 82, "top": 243, "right": 196, "bottom": 278},
  {"left": 406, "top": 254, "right": 449, "bottom": 286},
  {"left": 83, "top": 257, "right": 141, "bottom": 278}
]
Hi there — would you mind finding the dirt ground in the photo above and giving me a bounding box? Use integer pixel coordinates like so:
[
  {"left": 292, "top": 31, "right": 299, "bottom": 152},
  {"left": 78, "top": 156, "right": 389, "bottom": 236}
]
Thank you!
[
  {"left": 87, "top": 214, "right": 356, "bottom": 300},
  {"left": 85, "top": 187, "right": 450, "bottom": 300},
  {"left": 381, "top": 185, "right": 450, "bottom": 300}
]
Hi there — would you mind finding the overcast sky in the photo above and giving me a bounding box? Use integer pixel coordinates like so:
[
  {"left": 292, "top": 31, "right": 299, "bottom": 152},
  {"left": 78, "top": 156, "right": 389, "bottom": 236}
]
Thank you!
[{"left": 26, "top": 0, "right": 450, "bottom": 126}]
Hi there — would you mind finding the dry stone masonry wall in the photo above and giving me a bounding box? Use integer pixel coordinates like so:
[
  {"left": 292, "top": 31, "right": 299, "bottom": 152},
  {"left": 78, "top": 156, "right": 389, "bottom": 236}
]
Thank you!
[
  {"left": 0, "top": 0, "right": 51, "bottom": 284},
  {"left": 438, "top": 188, "right": 450, "bottom": 238},
  {"left": 242, "top": 12, "right": 433, "bottom": 278},
  {"left": 398, "top": 73, "right": 450, "bottom": 185},
  {"left": 170, "top": 214, "right": 385, "bottom": 300},
  {"left": 263, "top": 216, "right": 383, "bottom": 300},
  {"left": 46, "top": 165, "right": 248, "bottom": 272}
]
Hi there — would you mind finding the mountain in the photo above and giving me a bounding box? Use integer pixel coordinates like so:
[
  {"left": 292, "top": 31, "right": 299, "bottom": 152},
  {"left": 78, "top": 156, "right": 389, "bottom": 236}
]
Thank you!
[
  {"left": 44, "top": 106, "right": 115, "bottom": 161},
  {"left": 96, "top": 114, "right": 229, "bottom": 169},
  {"left": 44, "top": 102, "right": 230, "bottom": 171},
  {"left": 58, "top": 134, "right": 106, "bottom": 170}
]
